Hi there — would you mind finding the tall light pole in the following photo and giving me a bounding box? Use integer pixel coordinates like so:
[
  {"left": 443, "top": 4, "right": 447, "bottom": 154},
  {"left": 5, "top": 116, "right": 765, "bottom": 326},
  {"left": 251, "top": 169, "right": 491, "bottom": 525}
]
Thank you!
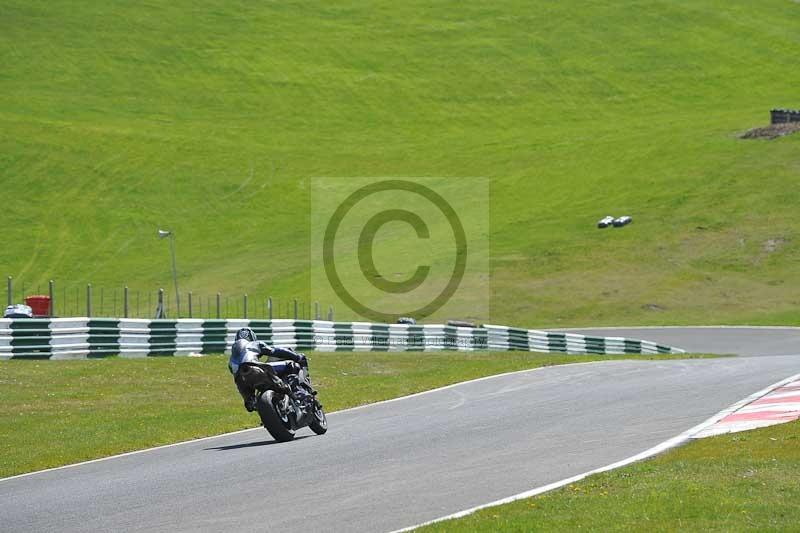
[{"left": 158, "top": 229, "right": 180, "bottom": 317}]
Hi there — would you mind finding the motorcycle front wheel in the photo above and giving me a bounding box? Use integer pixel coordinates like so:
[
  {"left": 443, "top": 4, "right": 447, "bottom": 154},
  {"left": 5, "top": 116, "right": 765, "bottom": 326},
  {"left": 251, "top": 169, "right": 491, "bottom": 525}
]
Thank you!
[
  {"left": 308, "top": 401, "right": 328, "bottom": 435},
  {"left": 257, "top": 390, "right": 296, "bottom": 442}
]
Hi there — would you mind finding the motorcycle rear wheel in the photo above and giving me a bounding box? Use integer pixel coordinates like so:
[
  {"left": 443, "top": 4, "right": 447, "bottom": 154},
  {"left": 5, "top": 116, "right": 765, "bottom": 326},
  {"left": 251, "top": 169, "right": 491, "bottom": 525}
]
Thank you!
[{"left": 257, "top": 390, "right": 296, "bottom": 442}]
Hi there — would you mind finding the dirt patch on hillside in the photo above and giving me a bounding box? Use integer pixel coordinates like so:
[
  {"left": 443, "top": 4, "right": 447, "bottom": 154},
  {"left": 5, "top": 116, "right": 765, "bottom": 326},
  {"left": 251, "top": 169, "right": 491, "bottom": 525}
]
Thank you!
[
  {"left": 763, "top": 237, "right": 789, "bottom": 253},
  {"left": 741, "top": 122, "right": 800, "bottom": 140}
]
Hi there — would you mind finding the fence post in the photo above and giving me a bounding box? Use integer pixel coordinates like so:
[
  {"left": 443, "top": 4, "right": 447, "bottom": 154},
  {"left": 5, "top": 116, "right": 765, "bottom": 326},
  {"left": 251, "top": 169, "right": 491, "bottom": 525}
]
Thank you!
[
  {"left": 314, "top": 301, "right": 320, "bottom": 320},
  {"left": 124, "top": 287, "right": 129, "bottom": 318},
  {"left": 157, "top": 288, "right": 165, "bottom": 319},
  {"left": 268, "top": 297, "right": 273, "bottom": 320},
  {"left": 86, "top": 284, "right": 93, "bottom": 317},
  {"left": 216, "top": 293, "right": 221, "bottom": 319},
  {"left": 6, "top": 276, "right": 11, "bottom": 307},
  {"left": 243, "top": 294, "right": 248, "bottom": 319},
  {"left": 188, "top": 291, "right": 193, "bottom": 318},
  {"left": 48, "top": 280, "right": 54, "bottom": 317},
  {"left": 328, "top": 305, "right": 333, "bottom": 321},
  {"left": 293, "top": 299, "right": 298, "bottom": 320}
]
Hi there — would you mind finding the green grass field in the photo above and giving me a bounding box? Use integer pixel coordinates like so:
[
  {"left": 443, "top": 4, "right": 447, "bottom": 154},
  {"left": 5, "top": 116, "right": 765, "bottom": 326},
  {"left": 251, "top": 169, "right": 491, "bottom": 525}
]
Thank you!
[
  {"left": 418, "top": 421, "right": 800, "bottom": 531},
  {"left": 0, "top": 351, "right": 712, "bottom": 478},
  {"left": 2, "top": 0, "right": 799, "bottom": 326}
]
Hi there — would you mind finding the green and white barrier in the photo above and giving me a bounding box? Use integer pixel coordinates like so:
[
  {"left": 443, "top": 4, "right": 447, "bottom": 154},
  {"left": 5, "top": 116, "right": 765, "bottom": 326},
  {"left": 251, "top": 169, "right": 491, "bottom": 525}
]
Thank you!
[
  {"left": 482, "top": 325, "right": 677, "bottom": 355},
  {"left": 0, "top": 318, "right": 684, "bottom": 360}
]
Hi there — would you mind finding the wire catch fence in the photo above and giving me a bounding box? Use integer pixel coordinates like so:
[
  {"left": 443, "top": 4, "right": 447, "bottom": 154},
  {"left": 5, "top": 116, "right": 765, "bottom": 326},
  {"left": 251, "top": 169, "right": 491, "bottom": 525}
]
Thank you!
[{"left": 3, "top": 277, "right": 333, "bottom": 321}]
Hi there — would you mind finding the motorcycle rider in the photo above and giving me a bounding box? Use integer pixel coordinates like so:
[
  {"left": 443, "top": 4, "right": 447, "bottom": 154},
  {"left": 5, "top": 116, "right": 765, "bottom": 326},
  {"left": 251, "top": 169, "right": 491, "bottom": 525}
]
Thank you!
[{"left": 228, "top": 327, "right": 316, "bottom": 412}]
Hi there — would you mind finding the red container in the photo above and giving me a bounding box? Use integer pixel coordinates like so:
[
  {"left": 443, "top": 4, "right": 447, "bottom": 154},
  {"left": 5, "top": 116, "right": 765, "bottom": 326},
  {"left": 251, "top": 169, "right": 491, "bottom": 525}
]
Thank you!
[{"left": 25, "top": 295, "right": 51, "bottom": 317}]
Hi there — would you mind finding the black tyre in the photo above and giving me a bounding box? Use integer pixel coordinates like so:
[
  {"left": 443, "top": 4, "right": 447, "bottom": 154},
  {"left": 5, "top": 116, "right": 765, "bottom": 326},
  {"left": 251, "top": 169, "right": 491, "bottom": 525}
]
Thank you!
[
  {"left": 308, "top": 401, "right": 328, "bottom": 435},
  {"left": 257, "top": 390, "right": 295, "bottom": 442}
]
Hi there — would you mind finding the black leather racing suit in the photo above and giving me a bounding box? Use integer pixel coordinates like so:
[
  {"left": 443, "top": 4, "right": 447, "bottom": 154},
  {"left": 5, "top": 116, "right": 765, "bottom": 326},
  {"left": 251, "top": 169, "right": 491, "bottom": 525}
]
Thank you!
[{"left": 229, "top": 339, "right": 313, "bottom": 411}]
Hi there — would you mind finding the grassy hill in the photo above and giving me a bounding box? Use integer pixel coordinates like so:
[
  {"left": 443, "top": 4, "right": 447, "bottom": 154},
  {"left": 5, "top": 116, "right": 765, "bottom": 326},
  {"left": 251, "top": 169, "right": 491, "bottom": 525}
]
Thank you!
[{"left": 1, "top": 0, "right": 799, "bottom": 326}]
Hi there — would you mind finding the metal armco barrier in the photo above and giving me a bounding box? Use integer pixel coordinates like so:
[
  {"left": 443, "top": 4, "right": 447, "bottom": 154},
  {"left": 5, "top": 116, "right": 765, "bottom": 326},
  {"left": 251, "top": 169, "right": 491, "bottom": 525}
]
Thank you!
[{"left": 0, "top": 318, "right": 684, "bottom": 360}]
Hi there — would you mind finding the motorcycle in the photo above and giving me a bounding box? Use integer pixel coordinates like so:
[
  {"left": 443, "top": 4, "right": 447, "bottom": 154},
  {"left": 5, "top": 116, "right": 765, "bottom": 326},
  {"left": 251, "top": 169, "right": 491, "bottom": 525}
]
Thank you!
[{"left": 235, "top": 360, "right": 328, "bottom": 442}]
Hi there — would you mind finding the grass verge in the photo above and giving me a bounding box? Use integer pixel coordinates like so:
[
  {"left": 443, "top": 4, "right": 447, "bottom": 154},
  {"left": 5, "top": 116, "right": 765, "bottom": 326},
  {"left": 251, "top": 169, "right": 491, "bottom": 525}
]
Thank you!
[
  {"left": 3, "top": 0, "right": 800, "bottom": 327},
  {"left": 417, "top": 421, "right": 800, "bottom": 532},
  {"left": 0, "top": 351, "right": 712, "bottom": 478}
]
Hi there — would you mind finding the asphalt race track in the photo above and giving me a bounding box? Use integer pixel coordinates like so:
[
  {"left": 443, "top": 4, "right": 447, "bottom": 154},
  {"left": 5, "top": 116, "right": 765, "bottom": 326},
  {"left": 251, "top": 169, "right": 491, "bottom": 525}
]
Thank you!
[
  {"left": 2, "top": 329, "right": 799, "bottom": 532},
  {"left": 556, "top": 326, "right": 800, "bottom": 356}
]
